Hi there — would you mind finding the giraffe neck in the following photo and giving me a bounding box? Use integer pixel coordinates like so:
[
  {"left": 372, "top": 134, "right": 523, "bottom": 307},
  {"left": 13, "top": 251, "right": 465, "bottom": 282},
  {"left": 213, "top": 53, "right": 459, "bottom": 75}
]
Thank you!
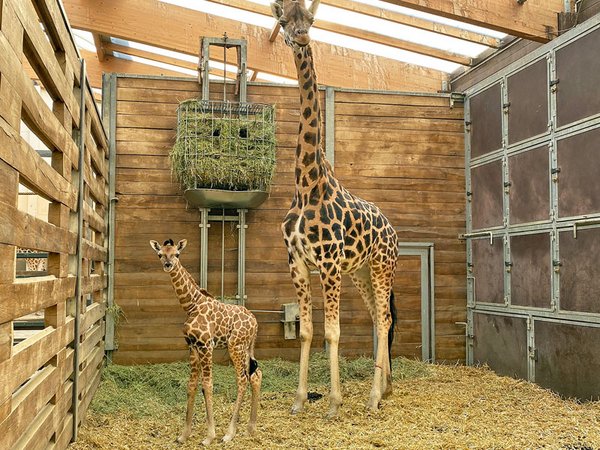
[
  {"left": 168, "top": 261, "right": 202, "bottom": 314},
  {"left": 293, "top": 44, "right": 326, "bottom": 198}
]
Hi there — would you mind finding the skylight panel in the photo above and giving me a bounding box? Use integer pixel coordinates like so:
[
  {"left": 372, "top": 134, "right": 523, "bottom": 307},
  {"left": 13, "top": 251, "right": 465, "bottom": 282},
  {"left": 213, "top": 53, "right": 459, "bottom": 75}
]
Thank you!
[{"left": 111, "top": 51, "right": 198, "bottom": 76}]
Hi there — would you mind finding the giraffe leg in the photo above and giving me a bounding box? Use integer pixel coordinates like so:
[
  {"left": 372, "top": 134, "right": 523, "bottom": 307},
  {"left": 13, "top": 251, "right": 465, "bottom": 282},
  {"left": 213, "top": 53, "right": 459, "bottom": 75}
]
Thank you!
[
  {"left": 320, "top": 265, "right": 343, "bottom": 418},
  {"left": 199, "top": 348, "right": 216, "bottom": 446},
  {"left": 367, "top": 264, "right": 396, "bottom": 412},
  {"left": 289, "top": 258, "right": 312, "bottom": 415},
  {"left": 248, "top": 367, "right": 262, "bottom": 435},
  {"left": 222, "top": 344, "right": 249, "bottom": 443},
  {"left": 247, "top": 332, "right": 262, "bottom": 435},
  {"left": 177, "top": 346, "right": 200, "bottom": 443}
]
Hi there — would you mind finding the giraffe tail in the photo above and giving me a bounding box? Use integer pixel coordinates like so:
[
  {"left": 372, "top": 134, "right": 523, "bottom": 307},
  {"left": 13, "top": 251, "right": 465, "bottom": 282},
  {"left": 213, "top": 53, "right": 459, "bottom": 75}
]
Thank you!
[{"left": 387, "top": 290, "right": 397, "bottom": 374}]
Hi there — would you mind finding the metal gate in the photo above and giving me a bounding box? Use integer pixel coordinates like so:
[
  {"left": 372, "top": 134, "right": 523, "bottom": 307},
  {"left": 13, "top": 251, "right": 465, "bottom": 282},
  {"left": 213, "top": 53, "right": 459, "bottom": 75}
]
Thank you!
[{"left": 463, "top": 15, "right": 600, "bottom": 399}]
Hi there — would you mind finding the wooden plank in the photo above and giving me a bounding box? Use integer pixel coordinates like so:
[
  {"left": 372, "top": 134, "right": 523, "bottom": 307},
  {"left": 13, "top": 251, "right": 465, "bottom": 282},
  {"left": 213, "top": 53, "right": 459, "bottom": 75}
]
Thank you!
[
  {"left": 0, "top": 199, "right": 77, "bottom": 253},
  {"left": 0, "top": 117, "right": 78, "bottom": 209},
  {"left": 0, "top": 277, "right": 75, "bottom": 324},
  {"left": 0, "top": 365, "right": 58, "bottom": 449},
  {"left": 0, "top": 320, "right": 73, "bottom": 407},
  {"left": 0, "top": 34, "right": 79, "bottom": 170},
  {"left": 381, "top": 0, "right": 563, "bottom": 42},
  {"left": 62, "top": 0, "right": 446, "bottom": 92},
  {"left": 8, "top": 0, "right": 80, "bottom": 123}
]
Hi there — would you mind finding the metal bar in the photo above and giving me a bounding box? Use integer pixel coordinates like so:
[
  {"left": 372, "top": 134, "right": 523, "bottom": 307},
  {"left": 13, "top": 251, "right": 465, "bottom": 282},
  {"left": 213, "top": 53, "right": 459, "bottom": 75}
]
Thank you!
[
  {"left": 470, "top": 303, "right": 600, "bottom": 325},
  {"left": 103, "top": 73, "right": 118, "bottom": 355},
  {"left": 429, "top": 245, "right": 436, "bottom": 362},
  {"left": 325, "top": 87, "right": 335, "bottom": 167},
  {"left": 72, "top": 59, "right": 87, "bottom": 443},
  {"left": 420, "top": 252, "right": 430, "bottom": 362},
  {"left": 572, "top": 218, "right": 600, "bottom": 238},
  {"left": 237, "top": 209, "right": 247, "bottom": 306},
  {"left": 460, "top": 231, "right": 494, "bottom": 244},
  {"left": 199, "top": 208, "right": 209, "bottom": 289}
]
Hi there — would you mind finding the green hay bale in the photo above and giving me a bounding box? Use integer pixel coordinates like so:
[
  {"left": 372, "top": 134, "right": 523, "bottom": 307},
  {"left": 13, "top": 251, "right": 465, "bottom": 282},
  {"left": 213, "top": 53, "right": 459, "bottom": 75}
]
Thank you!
[{"left": 171, "top": 100, "right": 277, "bottom": 191}]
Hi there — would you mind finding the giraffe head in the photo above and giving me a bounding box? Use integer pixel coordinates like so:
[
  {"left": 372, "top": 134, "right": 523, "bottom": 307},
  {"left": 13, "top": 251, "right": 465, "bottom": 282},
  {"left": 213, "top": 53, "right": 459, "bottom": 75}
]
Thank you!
[
  {"left": 149, "top": 238, "right": 188, "bottom": 273},
  {"left": 271, "top": 0, "right": 319, "bottom": 48}
]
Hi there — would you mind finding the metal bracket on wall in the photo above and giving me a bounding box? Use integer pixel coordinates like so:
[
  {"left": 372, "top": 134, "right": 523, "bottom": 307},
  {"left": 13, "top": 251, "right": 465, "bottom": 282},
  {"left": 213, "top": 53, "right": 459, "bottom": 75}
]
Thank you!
[{"left": 281, "top": 303, "right": 300, "bottom": 339}]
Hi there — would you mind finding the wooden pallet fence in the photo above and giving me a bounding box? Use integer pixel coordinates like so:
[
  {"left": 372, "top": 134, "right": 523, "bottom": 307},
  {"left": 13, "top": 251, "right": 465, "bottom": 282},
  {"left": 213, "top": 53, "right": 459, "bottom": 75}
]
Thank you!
[{"left": 0, "top": 0, "right": 109, "bottom": 448}]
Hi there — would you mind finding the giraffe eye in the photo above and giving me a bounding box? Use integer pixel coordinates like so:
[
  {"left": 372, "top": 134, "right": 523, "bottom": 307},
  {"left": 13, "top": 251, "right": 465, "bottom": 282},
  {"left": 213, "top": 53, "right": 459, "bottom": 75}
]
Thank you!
[
  {"left": 157, "top": 253, "right": 162, "bottom": 258},
  {"left": 176, "top": 253, "right": 180, "bottom": 257}
]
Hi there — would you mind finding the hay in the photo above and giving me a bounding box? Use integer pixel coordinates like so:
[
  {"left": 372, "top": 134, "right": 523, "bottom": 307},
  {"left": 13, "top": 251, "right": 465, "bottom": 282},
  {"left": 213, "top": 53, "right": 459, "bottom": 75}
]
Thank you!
[
  {"left": 170, "top": 99, "right": 276, "bottom": 191},
  {"left": 71, "top": 356, "right": 600, "bottom": 449}
]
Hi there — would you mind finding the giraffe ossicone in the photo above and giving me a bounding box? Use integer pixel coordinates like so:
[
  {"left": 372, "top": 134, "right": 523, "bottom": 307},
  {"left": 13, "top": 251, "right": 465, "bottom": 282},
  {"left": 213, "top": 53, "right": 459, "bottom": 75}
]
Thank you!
[
  {"left": 150, "top": 238, "right": 262, "bottom": 445},
  {"left": 271, "top": 0, "right": 400, "bottom": 417}
]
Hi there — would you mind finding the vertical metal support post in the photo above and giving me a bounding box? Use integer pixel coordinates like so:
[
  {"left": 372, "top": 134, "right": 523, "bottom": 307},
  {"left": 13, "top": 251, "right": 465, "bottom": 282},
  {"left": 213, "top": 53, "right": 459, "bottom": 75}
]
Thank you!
[
  {"left": 527, "top": 316, "right": 536, "bottom": 382},
  {"left": 548, "top": 51, "right": 560, "bottom": 313},
  {"left": 237, "top": 209, "right": 247, "bottom": 306},
  {"left": 72, "top": 59, "right": 87, "bottom": 442},
  {"left": 200, "top": 38, "right": 211, "bottom": 101},
  {"left": 238, "top": 42, "right": 248, "bottom": 103},
  {"left": 420, "top": 252, "right": 430, "bottom": 362},
  {"left": 428, "top": 245, "right": 436, "bottom": 362},
  {"left": 199, "top": 208, "right": 210, "bottom": 289},
  {"left": 325, "top": 87, "right": 335, "bottom": 166},
  {"left": 103, "top": 73, "right": 118, "bottom": 355}
]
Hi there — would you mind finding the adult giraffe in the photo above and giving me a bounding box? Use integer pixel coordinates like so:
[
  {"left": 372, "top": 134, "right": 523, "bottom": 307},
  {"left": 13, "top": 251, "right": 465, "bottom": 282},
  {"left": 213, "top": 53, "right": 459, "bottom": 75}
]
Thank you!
[{"left": 271, "top": 0, "right": 399, "bottom": 417}]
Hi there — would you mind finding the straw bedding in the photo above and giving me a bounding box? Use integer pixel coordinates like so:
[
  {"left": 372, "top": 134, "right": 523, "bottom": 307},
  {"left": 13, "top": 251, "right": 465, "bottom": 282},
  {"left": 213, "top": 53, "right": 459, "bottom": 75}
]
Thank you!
[
  {"left": 70, "top": 354, "right": 600, "bottom": 449},
  {"left": 170, "top": 99, "right": 276, "bottom": 191}
]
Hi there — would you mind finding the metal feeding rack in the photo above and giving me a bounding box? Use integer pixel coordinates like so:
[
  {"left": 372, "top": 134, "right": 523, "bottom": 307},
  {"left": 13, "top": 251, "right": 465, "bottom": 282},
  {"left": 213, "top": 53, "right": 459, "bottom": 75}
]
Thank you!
[{"left": 176, "top": 35, "right": 278, "bottom": 310}]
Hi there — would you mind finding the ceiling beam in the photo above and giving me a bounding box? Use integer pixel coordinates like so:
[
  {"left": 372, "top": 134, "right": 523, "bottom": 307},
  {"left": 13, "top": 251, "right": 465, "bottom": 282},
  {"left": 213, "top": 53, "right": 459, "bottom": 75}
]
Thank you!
[
  {"left": 63, "top": 0, "right": 446, "bottom": 92},
  {"left": 92, "top": 32, "right": 107, "bottom": 61},
  {"left": 379, "top": 0, "right": 564, "bottom": 42},
  {"left": 103, "top": 42, "right": 238, "bottom": 80},
  {"left": 80, "top": 49, "right": 194, "bottom": 89},
  {"left": 207, "top": 0, "right": 472, "bottom": 65},
  {"left": 321, "top": 0, "right": 501, "bottom": 48}
]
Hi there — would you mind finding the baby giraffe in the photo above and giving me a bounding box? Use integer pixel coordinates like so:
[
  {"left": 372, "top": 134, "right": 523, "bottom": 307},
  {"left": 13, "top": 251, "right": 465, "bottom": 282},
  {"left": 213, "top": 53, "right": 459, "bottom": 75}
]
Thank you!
[{"left": 150, "top": 238, "right": 262, "bottom": 445}]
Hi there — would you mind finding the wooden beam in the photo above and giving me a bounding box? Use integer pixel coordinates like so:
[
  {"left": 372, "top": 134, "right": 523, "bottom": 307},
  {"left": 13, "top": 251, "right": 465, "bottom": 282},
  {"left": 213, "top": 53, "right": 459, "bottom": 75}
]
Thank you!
[
  {"left": 92, "top": 33, "right": 107, "bottom": 61},
  {"left": 207, "top": 0, "right": 472, "bottom": 65},
  {"left": 63, "top": 0, "right": 446, "bottom": 92},
  {"left": 321, "top": 0, "right": 501, "bottom": 48},
  {"left": 379, "top": 0, "right": 564, "bottom": 42}
]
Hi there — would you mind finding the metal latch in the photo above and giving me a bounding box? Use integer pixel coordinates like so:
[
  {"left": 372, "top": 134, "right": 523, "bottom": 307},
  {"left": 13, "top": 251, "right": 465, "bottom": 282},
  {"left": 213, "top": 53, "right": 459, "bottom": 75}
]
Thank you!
[{"left": 281, "top": 303, "right": 300, "bottom": 340}]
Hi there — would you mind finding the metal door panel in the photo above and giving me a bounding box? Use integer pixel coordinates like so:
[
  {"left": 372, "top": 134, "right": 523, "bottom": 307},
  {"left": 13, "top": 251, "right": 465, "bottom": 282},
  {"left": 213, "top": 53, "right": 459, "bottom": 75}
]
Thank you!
[
  {"left": 535, "top": 320, "right": 600, "bottom": 400},
  {"left": 507, "top": 60, "right": 549, "bottom": 144},
  {"left": 471, "top": 160, "right": 503, "bottom": 230},
  {"left": 510, "top": 233, "right": 551, "bottom": 308},
  {"left": 556, "top": 27, "right": 600, "bottom": 127},
  {"left": 508, "top": 146, "right": 550, "bottom": 224},
  {"left": 557, "top": 127, "right": 600, "bottom": 218},
  {"left": 470, "top": 83, "right": 502, "bottom": 158},
  {"left": 473, "top": 313, "right": 528, "bottom": 379},
  {"left": 559, "top": 227, "right": 600, "bottom": 314},
  {"left": 472, "top": 237, "right": 504, "bottom": 304}
]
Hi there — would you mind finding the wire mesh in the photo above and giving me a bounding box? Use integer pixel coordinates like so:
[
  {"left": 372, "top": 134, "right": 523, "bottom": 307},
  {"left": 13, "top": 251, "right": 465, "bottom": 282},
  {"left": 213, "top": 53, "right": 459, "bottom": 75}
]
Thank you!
[{"left": 171, "top": 99, "right": 276, "bottom": 191}]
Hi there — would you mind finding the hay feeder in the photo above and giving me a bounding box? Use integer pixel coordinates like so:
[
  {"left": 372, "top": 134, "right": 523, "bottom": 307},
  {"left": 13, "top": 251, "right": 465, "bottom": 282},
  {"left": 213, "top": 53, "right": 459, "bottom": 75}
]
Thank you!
[{"left": 171, "top": 99, "right": 276, "bottom": 209}]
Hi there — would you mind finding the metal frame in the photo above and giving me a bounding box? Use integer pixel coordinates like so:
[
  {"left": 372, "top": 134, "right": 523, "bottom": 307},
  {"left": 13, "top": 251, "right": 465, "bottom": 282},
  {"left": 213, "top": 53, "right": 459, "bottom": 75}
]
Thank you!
[
  {"left": 102, "top": 73, "right": 118, "bottom": 354},
  {"left": 464, "top": 16, "right": 600, "bottom": 380},
  {"left": 373, "top": 242, "right": 436, "bottom": 362},
  {"left": 199, "top": 36, "right": 247, "bottom": 103}
]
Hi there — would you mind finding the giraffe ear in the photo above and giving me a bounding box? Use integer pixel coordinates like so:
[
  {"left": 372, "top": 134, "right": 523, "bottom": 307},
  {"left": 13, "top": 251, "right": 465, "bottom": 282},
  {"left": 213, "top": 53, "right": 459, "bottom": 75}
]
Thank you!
[
  {"left": 270, "top": 1, "right": 283, "bottom": 20},
  {"left": 149, "top": 240, "right": 161, "bottom": 252},
  {"left": 176, "top": 239, "right": 188, "bottom": 252}
]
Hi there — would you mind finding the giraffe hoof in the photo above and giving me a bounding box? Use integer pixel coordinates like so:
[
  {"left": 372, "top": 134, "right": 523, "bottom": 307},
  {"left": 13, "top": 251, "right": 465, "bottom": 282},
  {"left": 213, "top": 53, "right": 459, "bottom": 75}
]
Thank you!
[
  {"left": 202, "top": 436, "right": 214, "bottom": 446},
  {"left": 247, "top": 423, "right": 256, "bottom": 435},
  {"left": 325, "top": 408, "right": 339, "bottom": 419},
  {"left": 366, "top": 397, "right": 381, "bottom": 412},
  {"left": 290, "top": 403, "right": 304, "bottom": 415},
  {"left": 176, "top": 436, "right": 186, "bottom": 444},
  {"left": 222, "top": 434, "right": 234, "bottom": 443}
]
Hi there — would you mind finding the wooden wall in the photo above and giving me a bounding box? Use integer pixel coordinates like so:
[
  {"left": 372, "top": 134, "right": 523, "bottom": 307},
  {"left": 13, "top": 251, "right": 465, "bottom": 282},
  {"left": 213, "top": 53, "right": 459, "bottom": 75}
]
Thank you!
[
  {"left": 0, "top": 0, "right": 109, "bottom": 447},
  {"left": 110, "top": 76, "right": 465, "bottom": 365}
]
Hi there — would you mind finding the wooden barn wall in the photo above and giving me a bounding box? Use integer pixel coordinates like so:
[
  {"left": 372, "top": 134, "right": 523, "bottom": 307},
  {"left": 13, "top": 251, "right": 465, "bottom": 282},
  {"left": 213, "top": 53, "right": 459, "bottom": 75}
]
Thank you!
[
  {"left": 111, "top": 76, "right": 465, "bottom": 365},
  {"left": 0, "top": 0, "right": 109, "bottom": 448}
]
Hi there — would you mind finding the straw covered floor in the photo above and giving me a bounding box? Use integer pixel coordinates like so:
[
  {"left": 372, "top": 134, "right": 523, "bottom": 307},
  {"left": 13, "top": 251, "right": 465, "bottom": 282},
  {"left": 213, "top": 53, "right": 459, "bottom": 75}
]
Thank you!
[{"left": 70, "top": 354, "right": 600, "bottom": 449}]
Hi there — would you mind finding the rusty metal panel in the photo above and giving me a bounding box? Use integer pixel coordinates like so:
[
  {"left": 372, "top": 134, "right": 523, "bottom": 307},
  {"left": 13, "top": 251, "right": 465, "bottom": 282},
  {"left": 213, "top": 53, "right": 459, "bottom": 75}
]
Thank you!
[
  {"left": 470, "top": 83, "right": 503, "bottom": 158},
  {"left": 473, "top": 313, "right": 528, "bottom": 379},
  {"left": 535, "top": 320, "right": 600, "bottom": 400},
  {"left": 556, "top": 27, "right": 600, "bottom": 127},
  {"left": 557, "top": 127, "right": 600, "bottom": 218},
  {"left": 507, "top": 60, "right": 549, "bottom": 144},
  {"left": 471, "top": 160, "right": 503, "bottom": 230},
  {"left": 508, "top": 146, "right": 550, "bottom": 224},
  {"left": 559, "top": 227, "right": 600, "bottom": 314},
  {"left": 510, "top": 233, "right": 551, "bottom": 308},
  {"left": 472, "top": 237, "right": 504, "bottom": 304}
]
